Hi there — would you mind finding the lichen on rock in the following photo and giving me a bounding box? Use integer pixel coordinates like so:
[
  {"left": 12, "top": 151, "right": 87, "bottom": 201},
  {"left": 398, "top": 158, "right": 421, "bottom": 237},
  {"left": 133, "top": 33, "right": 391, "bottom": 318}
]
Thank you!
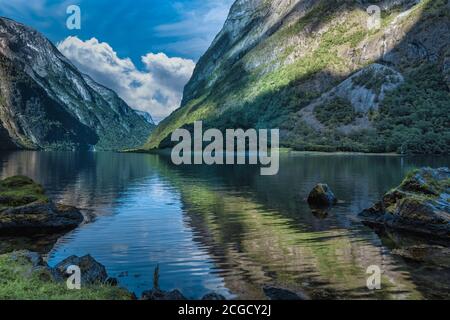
[{"left": 360, "top": 167, "right": 450, "bottom": 238}]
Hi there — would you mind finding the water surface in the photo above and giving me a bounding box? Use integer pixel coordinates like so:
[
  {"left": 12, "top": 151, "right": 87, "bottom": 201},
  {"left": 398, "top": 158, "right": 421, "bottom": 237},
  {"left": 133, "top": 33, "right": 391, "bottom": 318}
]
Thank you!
[{"left": 0, "top": 151, "right": 449, "bottom": 299}]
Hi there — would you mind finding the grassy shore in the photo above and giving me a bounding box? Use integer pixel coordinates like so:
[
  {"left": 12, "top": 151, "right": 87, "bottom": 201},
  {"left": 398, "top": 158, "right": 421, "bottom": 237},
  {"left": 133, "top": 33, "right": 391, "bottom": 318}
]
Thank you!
[{"left": 0, "top": 253, "right": 132, "bottom": 300}]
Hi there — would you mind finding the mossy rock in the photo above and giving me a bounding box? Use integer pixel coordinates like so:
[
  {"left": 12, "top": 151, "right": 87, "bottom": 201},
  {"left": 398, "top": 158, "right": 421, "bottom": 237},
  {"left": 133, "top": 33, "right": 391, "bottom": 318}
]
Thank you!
[
  {"left": 0, "top": 176, "right": 48, "bottom": 209},
  {"left": 1, "top": 176, "right": 37, "bottom": 188},
  {"left": 360, "top": 167, "right": 450, "bottom": 238},
  {"left": 0, "top": 176, "right": 83, "bottom": 233},
  {"left": 0, "top": 250, "right": 132, "bottom": 300},
  {"left": 400, "top": 168, "right": 450, "bottom": 196}
]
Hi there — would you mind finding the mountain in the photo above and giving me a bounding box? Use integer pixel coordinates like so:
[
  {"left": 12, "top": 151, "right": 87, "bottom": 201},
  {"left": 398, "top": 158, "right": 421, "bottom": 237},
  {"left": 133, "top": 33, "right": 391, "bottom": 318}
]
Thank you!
[
  {"left": 135, "top": 110, "right": 155, "bottom": 125},
  {"left": 145, "top": 0, "right": 450, "bottom": 154},
  {"left": 0, "top": 17, "right": 154, "bottom": 151}
]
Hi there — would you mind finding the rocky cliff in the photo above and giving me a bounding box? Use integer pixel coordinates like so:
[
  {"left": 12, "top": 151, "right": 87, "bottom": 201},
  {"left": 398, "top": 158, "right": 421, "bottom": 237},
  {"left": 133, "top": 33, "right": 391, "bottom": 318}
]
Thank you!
[
  {"left": 145, "top": 0, "right": 450, "bottom": 154},
  {"left": 0, "top": 17, "right": 154, "bottom": 151}
]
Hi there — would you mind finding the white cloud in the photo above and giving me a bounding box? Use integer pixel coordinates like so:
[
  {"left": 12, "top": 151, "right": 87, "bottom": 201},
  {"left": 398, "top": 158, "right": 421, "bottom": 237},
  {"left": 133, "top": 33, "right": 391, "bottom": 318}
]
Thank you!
[
  {"left": 154, "top": 0, "right": 234, "bottom": 58},
  {"left": 57, "top": 36, "right": 195, "bottom": 122}
]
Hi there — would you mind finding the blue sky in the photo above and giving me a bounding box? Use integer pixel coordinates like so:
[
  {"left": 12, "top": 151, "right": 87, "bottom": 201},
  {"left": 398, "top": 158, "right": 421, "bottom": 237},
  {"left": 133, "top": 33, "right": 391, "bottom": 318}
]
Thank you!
[{"left": 0, "top": 0, "right": 234, "bottom": 121}]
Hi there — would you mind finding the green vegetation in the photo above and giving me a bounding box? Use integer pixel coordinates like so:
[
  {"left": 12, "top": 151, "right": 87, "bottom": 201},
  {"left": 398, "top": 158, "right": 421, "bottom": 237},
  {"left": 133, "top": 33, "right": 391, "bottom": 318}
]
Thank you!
[
  {"left": 144, "top": 1, "right": 370, "bottom": 150},
  {"left": 0, "top": 176, "right": 48, "bottom": 210},
  {"left": 314, "top": 98, "right": 362, "bottom": 128},
  {"left": 374, "top": 64, "right": 450, "bottom": 154},
  {"left": 400, "top": 168, "right": 450, "bottom": 196},
  {"left": 0, "top": 253, "right": 131, "bottom": 300},
  {"left": 144, "top": 0, "right": 449, "bottom": 155}
]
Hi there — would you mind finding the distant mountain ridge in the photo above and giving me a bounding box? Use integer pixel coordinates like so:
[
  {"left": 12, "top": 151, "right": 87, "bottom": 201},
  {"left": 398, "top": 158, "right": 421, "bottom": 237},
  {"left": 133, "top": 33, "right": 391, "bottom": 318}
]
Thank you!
[
  {"left": 145, "top": 0, "right": 450, "bottom": 154},
  {"left": 0, "top": 17, "right": 154, "bottom": 151}
]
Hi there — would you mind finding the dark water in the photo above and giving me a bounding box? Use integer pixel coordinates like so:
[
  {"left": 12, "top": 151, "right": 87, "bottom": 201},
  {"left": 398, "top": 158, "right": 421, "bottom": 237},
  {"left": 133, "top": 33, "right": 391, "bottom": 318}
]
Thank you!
[{"left": 0, "top": 151, "right": 449, "bottom": 299}]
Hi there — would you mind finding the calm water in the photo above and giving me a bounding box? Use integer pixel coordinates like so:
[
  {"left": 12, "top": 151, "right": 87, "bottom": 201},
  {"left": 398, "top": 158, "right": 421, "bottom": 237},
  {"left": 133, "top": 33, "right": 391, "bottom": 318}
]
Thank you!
[{"left": 0, "top": 151, "right": 449, "bottom": 299}]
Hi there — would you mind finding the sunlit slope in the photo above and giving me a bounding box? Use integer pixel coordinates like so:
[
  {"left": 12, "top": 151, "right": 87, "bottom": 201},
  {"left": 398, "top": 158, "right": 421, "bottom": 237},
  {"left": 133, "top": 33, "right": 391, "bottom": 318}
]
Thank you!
[{"left": 144, "top": 0, "right": 450, "bottom": 154}]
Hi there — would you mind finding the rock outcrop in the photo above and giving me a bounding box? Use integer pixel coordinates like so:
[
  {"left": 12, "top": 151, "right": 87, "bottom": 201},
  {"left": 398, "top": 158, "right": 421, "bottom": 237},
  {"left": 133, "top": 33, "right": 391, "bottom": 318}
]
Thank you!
[
  {"left": 307, "top": 183, "right": 338, "bottom": 207},
  {"left": 0, "top": 176, "right": 83, "bottom": 233},
  {"left": 52, "top": 255, "right": 109, "bottom": 285},
  {"left": 360, "top": 167, "right": 450, "bottom": 238}
]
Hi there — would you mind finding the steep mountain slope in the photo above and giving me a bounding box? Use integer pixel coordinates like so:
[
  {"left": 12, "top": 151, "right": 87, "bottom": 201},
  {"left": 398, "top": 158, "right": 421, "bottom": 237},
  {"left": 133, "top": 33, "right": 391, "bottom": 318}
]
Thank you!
[
  {"left": 135, "top": 111, "right": 155, "bottom": 125},
  {"left": 0, "top": 17, "right": 154, "bottom": 151},
  {"left": 145, "top": 0, "right": 450, "bottom": 154}
]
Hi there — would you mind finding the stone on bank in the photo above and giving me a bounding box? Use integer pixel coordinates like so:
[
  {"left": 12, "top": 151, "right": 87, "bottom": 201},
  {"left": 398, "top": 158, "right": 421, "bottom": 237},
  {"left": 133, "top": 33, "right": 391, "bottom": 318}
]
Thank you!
[
  {"left": 360, "top": 167, "right": 450, "bottom": 238},
  {"left": 0, "top": 176, "right": 83, "bottom": 232}
]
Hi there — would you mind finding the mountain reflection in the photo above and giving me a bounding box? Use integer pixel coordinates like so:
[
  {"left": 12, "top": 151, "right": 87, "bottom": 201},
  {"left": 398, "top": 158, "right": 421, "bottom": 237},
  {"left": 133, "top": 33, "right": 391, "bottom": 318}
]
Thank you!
[{"left": 0, "top": 151, "right": 448, "bottom": 299}]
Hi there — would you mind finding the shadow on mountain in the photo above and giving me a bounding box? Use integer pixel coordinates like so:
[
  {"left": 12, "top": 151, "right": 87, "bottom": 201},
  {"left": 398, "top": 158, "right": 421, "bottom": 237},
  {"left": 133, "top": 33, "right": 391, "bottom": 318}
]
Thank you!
[{"left": 153, "top": 0, "right": 449, "bottom": 154}]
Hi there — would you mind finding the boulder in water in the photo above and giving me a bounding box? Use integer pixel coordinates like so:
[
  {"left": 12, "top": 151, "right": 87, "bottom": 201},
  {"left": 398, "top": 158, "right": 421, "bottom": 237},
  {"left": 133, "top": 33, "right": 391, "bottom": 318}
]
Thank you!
[{"left": 307, "top": 183, "right": 338, "bottom": 207}]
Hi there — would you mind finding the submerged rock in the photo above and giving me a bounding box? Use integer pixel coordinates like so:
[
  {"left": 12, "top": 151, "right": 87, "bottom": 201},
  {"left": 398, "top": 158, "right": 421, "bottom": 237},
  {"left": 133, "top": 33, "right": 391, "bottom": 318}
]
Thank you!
[
  {"left": 52, "top": 254, "right": 108, "bottom": 284},
  {"left": 201, "top": 292, "right": 226, "bottom": 300},
  {"left": 263, "top": 286, "right": 308, "bottom": 300},
  {"left": 141, "top": 289, "right": 187, "bottom": 300},
  {"left": 360, "top": 167, "right": 450, "bottom": 238},
  {"left": 0, "top": 176, "right": 83, "bottom": 233},
  {"left": 307, "top": 183, "right": 338, "bottom": 207},
  {"left": 392, "top": 245, "right": 450, "bottom": 267}
]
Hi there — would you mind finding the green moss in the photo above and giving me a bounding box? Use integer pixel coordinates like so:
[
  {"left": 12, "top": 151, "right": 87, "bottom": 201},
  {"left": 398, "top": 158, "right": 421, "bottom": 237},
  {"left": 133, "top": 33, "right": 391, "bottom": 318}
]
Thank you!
[
  {"left": 398, "top": 168, "right": 449, "bottom": 199},
  {"left": 0, "top": 254, "right": 131, "bottom": 300},
  {"left": 0, "top": 176, "right": 49, "bottom": 207}
]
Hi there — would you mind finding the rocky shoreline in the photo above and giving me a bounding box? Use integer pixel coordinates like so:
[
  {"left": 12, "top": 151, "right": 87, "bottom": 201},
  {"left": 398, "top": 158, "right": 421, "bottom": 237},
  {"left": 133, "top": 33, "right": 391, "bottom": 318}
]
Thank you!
[
  {"left": 0, "top": 176, "right": 84, "bottom": 233},
  {"left": 0, "top": 248, "right": 309, "bottom": 300},
  {"left": 359, "top": 167, "right": 450, "bottom": 238}
]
